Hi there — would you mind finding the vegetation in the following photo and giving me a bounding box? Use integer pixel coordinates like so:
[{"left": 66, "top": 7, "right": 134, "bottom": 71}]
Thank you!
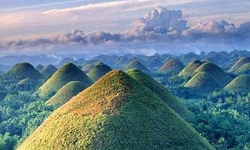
[
  {"left": 224, "top": 75, "right": 250, "bottom": 92},
  {"left": 158, "top": 58, "right": 184, "bottom": 74},
  {"left": 87, "top": 62, "right": 112, "bottom": 81},
  {"left": 82, "top": 63, "right": 95, "bottom": 73},
  {"left": 40, "top": 64, "right": 57, "bottom": 78},
  {"left": 178, "top": 60, "right": 203, "bottom": 78},
  {"left": 234, "top": 63, "right": 250, "bottom": 75},
  {"left": 35, "top": 63, "right": 93, "bottom": 99},
  {"left": 229, "top": 56, "right": 250, "bottom": 73},
  {"left": 46, "top": 81, "right": 87, "bottom": 107},
  {"left": 18, "top": 70, "right": 214, "bottom": 150},
  {"left": 124, "top": 60, "right": 150, "bottom": 74}
]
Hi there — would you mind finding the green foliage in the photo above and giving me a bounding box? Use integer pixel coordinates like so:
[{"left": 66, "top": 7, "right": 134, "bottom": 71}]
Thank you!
[
  {"left": 229, "top": 56, "right": 250, "bottom": 73},
  {"left": 82, "top": 63, "right": 95, "bottom": 73},
  {"left": 87, "top": 62, "right": 112, "bottom": 81},
  {"left": 124, "top": 60, "right": 150, "bottom": 74},
  {"left": 40, "top": 64, "right": 57, "bottom": 78},
  {"left": 234, "top": 63, "right": 250, "bottom": 75},
  {"left": 158, "top": 58, "right": 184, "bottom": 74},
  {"left": 178, "top": 60, "right": 203, "bottom": 78},
  {"left": 225, "top": 75, "right": 250, "bottom": 92}
]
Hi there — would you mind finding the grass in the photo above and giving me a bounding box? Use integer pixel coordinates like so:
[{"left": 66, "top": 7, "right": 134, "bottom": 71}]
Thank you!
[
  {"left": 124, "top": 60, "right": 150, "bottom": 74},
  {"left": 87, "top": 62, "right": 112, "bottom": 81},
  {"left": 18, "top": 70, "right": 214, "bottom": 150},
  {"left": 224, "top": 75, "right": 250, "bottom": 92},
  {"left": 178, "top": 60, "right": 203, "bottom": 78},
  {"left": 158, "top": 58, "right": 184, "bottom": 74},
  {"left": 82, "top": 63, "right": 95, "bottom": 73},
  {"left": 126, "top": 69, "right": 194, "bottom": 121},
  {"left": 46, "top": 81, "right": 88, "bottom": 107},
  {"left": 234, "top": 63, "right": 250, "bottom": 75},
  {"left": 35, "top": 63, "right": 93, "bottom": 99},
  {"left": 40, "top": 65, "right": 57, "bottom": 78},
  {"left": 229, "top": 56, "right": 250, "bottom": 73}
]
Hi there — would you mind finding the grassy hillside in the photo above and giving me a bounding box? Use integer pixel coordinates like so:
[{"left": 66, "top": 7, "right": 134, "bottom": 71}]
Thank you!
[
  {"left": 194, "top": 63, "right": 232, "bottom": 87},
  {"left": 234, "top": 63, "right": 250, "bottom": 75},
  {"left": 126, "top": 69, "right": 194, "bottom": 120},
  {"left": 18, "top": 70, "right": 214, "bottom": 150},
  {"left": 178, "top": 60, "right": 203, "bottom": 78},
  {"left": 124, "top": 60, "right": 150, "bottom": 74},
  {"left": 82, "top": 63, "right": 95, "bottom": 73},
  {"left": 224, "top": 75, "right": 250, "bottom": 92},
  {"left": 35, "top": 65, "right": 44, "bottom": 71},
  {"left": 184, "top": 72, "right": 221, "bottom": 93},
  {"left": 35, "top": 63, "right": 93, "bottom": 99},
  {"left": 229, "top": 56, "right": 250, "bottom": 73},
  {"left": 87, "top": 62, "right": 112, "bottom": 81},
  {"left": 146, "top": 57, "right": 163, "bottom": 69},
  {"left": 158, "top": 58, "right": 184, "bottom": 74},
  {"left": 40, "top": 65, "right": 57, "bottom": 78},
  {"left": 46, "top": 81, "right": 87, "bottom": 106}
]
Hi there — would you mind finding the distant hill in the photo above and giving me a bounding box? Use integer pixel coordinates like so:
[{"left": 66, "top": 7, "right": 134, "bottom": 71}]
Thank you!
[
  {"left": 18, "top": 70, "right": 214, "bottom": 150},
  {"left": 40, "top": 65, "right": 57, "bottom": 78},
  {"left": 34, "top": 63, "right": 93, "bottom": 99},
  {"left": 234, "top": 63, "right": 250, "bottom": 75},
  {"left": 158, "top": 58, "right": 184, "bottom": 74},
  {"left": 229, "top": 56, "right": 250, "bottom": 73},
  {"left": 124, "top": 60, "right": 150, "bottom": 74},
  {"left": 224, "top": 75, "right": 250, "bottom": 92},
  {"left": 194, "top": 63, "right": 232, "bottom": 87},
  {"left": 35, "top": 65, "right": 44, "bottom": 71},
  {"left": 178, "top": 60, "right": 203, "bottom": 78},
  {"left": 17, "top": 78, "right": 36, "bottom": 91},
  {"left": 46, "top": 81, "right": 87, "bottom": 106},
  {"left": 113, "top": 56, "right": 129, "bottom": 69},
  {"left": 87, "top": 62, "right": 112, "bottom": 81},
  {"left": 146, "top": 57, "right": 163, "bottom": 70},
  {"left": 126, "top": 69, "right": 194, "bottom": 120},
  {"left": 184, "top": 72, "right": 221, "bottom": 93},
  {"left": 82, "top": 63, "right": 95, "bottom": 73}
]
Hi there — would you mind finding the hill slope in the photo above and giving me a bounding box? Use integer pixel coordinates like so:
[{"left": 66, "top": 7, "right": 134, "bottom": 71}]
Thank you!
[
  {"left": 35, "top": 63, "right": 93, "bottom": 99},
  {"left": 124, "top": 60, "right": 150, "bottom": 74},
  {"left": 234, "top": 63, "right": 250, "bottom": 75},
  {"left": 224, "top": 75, "right": 250, "bottom": 92},
  {"left": 178, "top": 60, "right": 203, "bottom": 78},
  {"left": 46, "top": 81, "right": 87, "bottom": 106},
  {"left": 18, "top": 70, "right": 214, "bottom": 150},
  {"left": 82, "top": 63, "right": 95, "bottom": 73},
  {"left": 184, "top": 72, "right": 221, "bottom": 93},
  {"left": 158, "top": 58, "right": 184, "bottom": 74},
  {"left": 229, "top": 56, "right": 250, "bottom": 73},
  {"left": 40, "top": 65, "right": 57, "bottom": 78},
  {"left": 126, "top": 69, "right": 194, "bottom": 120},
  {"left": 194, "top": 63, "right": 232, "bottom": 87},
  {"left": 87, "top": 62, "right": 112, "bottom": 81}
]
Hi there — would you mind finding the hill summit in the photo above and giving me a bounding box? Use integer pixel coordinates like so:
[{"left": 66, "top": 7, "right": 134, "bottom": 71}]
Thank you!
[
  {"left": 224, "top": 75, "right": 250, "bottom": 92},
  {"left": 158, "top": 58, "right": 184, "bottom": 74},
  {"left": 87, "top": 62, "right": 112, "bottom": 81},
  {"left": 124, "top": 60, "right": 150, "bottom": 74},
  {"left": 178, "top": 60, "right": 203, "bottom": 78},
  {"left": 34, "top": 63, "right": 93, "bottom": 99},
  {"left": 229, "top": 56, "right": 250, "bottom": 73},
  {"left": 18, "top": 70, "right": 214, "bottom": 150}
]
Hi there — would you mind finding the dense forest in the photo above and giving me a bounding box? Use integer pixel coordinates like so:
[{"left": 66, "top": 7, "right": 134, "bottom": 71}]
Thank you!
[{"left": 1, "top": 50, "right": 250, "bottom": 149}]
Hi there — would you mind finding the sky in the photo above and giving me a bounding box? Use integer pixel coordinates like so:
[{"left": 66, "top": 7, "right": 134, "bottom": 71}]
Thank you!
[{"left": 0, "top": 0, "right": 250, "bottom": 56}]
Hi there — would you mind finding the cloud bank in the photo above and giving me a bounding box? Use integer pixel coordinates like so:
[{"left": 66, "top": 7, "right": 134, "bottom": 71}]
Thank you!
[{"left": 1, "top": 6, "right": 250, "bottom": 55}]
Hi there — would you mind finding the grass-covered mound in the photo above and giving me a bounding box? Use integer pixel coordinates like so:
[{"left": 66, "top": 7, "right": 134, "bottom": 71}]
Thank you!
[
  {"left": 178, "top": 60, "right": 203, "bottom": 78},
  {"left": 87, "top": 62, "right": 112, "bottom": 81},
  {"left": 113, "top": 56, "right": 129, "bottom": 69},
  {"left": 35, "top": 65, "right": 44, "bottom": 71},
  {"left": 234, "top": 63, "right": 250, "bottom": 75},
  {"left": 194, "top": 63, "right": 232, "bottom": 87},
  {"left": 124, "top": 60, "right": 150, "bottom": 74},
  {"left": 146, "top": 57, "right": 163, "bottom": 69},
  {"left": 40, "top": 65, "right": 57, "bottom": 78},
  {"left": 184, "top": 72, "right": 221, "bottom": 93},
  {"left": 224, "top": 75, "right": 250, "bottom": 92},
  {"left": 158, "top": 58, "right": 184, "bottom": 74},
  {"left": 82, "top": 63, "right": 95, "bottom": 73},
  {"left": 17, "top": 78, "right": 36, "bottom": 90},
  {"left": 229, "top": 56, "right": 250, "bottom": 73},
  {"left": 46, "top": 81, "right": 87, "bottom": 106},
  {"left": 35, "top": 63, "right": 93, "bottom": 99},
  {"left": 126, "top": 69, "right": 194, "bottom": 120},
  {"left": 18, "top": 70, "right": 214, "bottom": 150}
]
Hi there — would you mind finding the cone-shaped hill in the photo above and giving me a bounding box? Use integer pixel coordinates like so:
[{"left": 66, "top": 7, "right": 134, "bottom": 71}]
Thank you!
[
  {"left": 234, "top": 63, "right": 250, "bottom": 75},
  {"left": 158, "top": 58, "right": 184, "bottom": 74},
  {"left": 124, "top": 60, "right": 150, "bottom": 74},
  {"left": 146, "top": 57, "right": 163, "bottom": 69},
  {"left": 126, "top": 69, "right": 194, "bottom": 120},
  {"left": 40, "top": 65, "right": 57, "bottom": 78},
  {"left": 82, "top": 63, "right": 95, "bottom": 73},
  {"left": 113, "top": 56, "right": 129, "bottom": 69},
  {"left": 178, "top": 60, "right": 203, "bottom": 78},
  {"left": 18, "top": 70, "right": 214, "bottom": 150},
  {"left": 194, "top": 63, "right": 232, "bottom": 87},
  {"left": 36, "top": 65, "right": 44, "bottom": 71},
  {"left": 46, "top": 81, "right": 87, "bottom": 106},
  {"left": 224, "top": 75, "right": 250, "bottom": 92},
  {"left": 35, "top": 63, "right": 93, "bottom": 99},
  {"left": 229, "top": 56, "right": 250, "bottom": 73},
  {"left": 0, "top": 62, "right": 43, "bottom": 86},
  {"left": 87, "top": 62, "right": 112, "bottom": 81},
  {"left": 17, "top": 78, "right": 36, "bottom": 91},
  {"left": 184, "top": 72, "right": 221, "bottom": 93}
]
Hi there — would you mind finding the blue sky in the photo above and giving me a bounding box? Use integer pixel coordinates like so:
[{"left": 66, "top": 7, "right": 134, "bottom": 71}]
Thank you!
[{"left": 0, "top": 0, "right": 250, "bottom": 56}]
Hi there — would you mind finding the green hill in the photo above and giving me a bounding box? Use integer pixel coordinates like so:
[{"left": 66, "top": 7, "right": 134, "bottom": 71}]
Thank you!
[
  {"left": 178, "top": 60, "right": 203, "bottom": 78},
  {"left": 158, "top": 58, "right": 184, "bottom": 74},
  {"left": 224, "top": 75, "right": 250, "bottom": 92},
  {"left": 18, "top": 70, "right": 214, "bottom": 150},
  {"left": 35, "top": 65, "right": 44, "bottom": 71},
  {"left": 234, "top": 63, "right": 250, "bottom": 75},
  {"left": 229, "top": 56, "right": 250, "bottom": 73},
  {"left": 146, "top": 57, "right": 163, "bottom": 69},
  {"left": 82, "top": 63, "right": 95, "bottom": 73},
  {"left": 40, "top": 65, "right": 57, "bottom": 78},
  {"left": 113, "top": 56, "right": 129, "bottom": 69},
  {"left": 126, "top": 69, "right": 194, "bottom": 120},
  {"left": 124, "top": 60, "right": 150, "bottom": 74},
  {"left": 17, "top": 78, "right": 36, "bottom": 91},
  {"left": 184, "top": 72, "right": 221, "bottom": 93},
  {"left": 46, "top": 81, "right": 87, "bottom": 106},
  {"left": 34, "top": 63, "right": 93, "bottom": 99},
  {"left": 87, "top": 62, "right": 112, "bottom": 81},
  {"left": 194, "top": 63, "right": 232, "bottom": 87}
]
